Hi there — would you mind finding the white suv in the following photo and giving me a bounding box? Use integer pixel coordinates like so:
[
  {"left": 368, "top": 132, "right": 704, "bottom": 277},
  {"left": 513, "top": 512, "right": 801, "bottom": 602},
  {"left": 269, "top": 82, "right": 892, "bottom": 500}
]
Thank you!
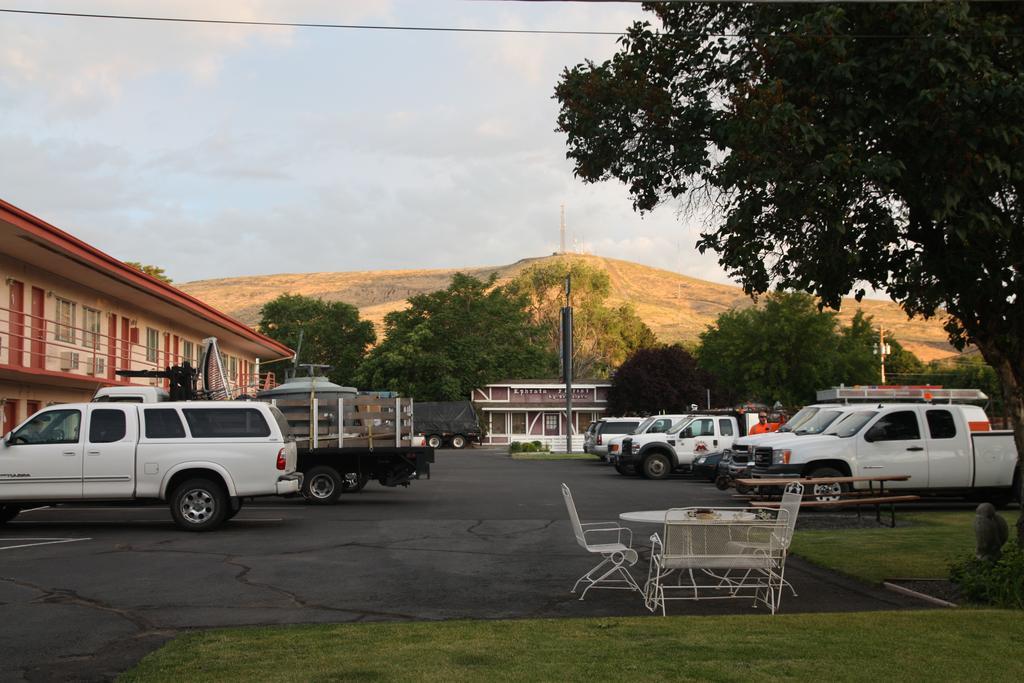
[{"left": 590, "top": 417, "right": 645, "bottom": 461}]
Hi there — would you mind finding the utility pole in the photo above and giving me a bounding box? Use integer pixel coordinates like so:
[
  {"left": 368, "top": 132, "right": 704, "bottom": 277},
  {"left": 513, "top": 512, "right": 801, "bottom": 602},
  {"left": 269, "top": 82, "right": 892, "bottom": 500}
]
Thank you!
[
  {"left": 559, "top": 205, "right": 566, "bottom": 254},
  {"left": 874, "top": 327, "right": 891, "bottom": 384},
  {"left": 562, "top": 274, "right": 573, "bottom": 453}
]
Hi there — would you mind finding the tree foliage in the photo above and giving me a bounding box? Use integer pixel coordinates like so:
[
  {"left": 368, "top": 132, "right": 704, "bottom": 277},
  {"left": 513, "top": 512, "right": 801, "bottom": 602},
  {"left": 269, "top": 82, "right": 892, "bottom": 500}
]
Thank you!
[
  {"left": 509, "top": 258, "right": 657, "bottom": 378},
  {"left": 556, "top": 2, "right": 1024, "bottom": 538},
  {"left": 355, "top": 273, "right": 553, "bottom": 401},
  {"left": 125, "top": 261, "right": 172, "bottom": 283},
  {"left": 697, "top": 293, "right": 917, "bottom": 407},
  {"left": 258, "top": 294, "right": 376, "bottom": 387},
  {"left": 608, "top": 344, "right": 721, "bottom": 415}
]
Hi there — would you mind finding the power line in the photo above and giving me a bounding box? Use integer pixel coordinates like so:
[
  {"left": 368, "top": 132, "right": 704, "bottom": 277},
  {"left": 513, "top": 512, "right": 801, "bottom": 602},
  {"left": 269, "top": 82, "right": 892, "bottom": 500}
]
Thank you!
[
  {"left": 0, "top": 7, "right": 623, "bottom": 36},
  {"left": 1, "top": 7, "right": 1021, "bottom": 40}
]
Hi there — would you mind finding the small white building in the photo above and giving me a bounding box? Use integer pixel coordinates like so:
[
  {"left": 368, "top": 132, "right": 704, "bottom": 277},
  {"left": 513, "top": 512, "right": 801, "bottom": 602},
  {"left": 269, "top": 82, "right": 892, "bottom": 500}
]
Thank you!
[{"left": 471, "top": 379, "right": 611, "bottom": 450}]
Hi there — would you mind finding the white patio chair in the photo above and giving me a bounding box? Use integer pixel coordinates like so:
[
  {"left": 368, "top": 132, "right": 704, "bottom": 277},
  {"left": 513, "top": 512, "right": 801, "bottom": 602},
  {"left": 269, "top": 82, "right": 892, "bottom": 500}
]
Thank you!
[
  {"left": 561, "top": 483, "right": 641, "bottom": 600},
  {"left": 644, "top": 508, "right": 787, "bottom": 615},
  {"left": 728, "top": 482, "right": 804, "bottom": 599}
]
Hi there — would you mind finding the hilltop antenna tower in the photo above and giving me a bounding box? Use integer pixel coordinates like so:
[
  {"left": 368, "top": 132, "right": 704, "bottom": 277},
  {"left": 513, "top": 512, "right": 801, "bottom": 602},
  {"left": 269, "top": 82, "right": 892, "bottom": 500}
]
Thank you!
[{"left": 560, "top": 205, "right": 566, "bottom": 254}]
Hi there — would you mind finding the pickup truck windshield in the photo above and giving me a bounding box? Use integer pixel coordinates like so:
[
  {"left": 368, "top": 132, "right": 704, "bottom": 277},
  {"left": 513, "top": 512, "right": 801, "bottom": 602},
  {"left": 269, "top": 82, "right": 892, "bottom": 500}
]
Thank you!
[
  {"left": 632, "top": 416, "right": 657, "bottom": 434},
  {"left": 829, "top": 411, "right": 877, "bottom": 438},
  {"left": 794, "top": 409, "right": 844, "bottom": 435},
  {"left": 666, "top": 417, "right": 696, "bottom": 435},
  {"left": 776, "top": 406, "right": 818, "bottom": 433}
]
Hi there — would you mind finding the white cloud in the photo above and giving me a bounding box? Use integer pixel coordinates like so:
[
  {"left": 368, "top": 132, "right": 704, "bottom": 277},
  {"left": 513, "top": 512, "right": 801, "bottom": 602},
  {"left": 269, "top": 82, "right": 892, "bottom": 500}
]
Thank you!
[
  {"left": 0, "top": 0, "right": 391, "bottom": 111},
  {"left": 0, "top": 1, "right": 740, "bottom": 289}
]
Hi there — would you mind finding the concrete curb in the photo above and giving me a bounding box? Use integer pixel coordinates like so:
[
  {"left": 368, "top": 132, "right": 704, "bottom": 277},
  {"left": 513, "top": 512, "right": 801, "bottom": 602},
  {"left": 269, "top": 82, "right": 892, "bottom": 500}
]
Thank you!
[{"left": 882, "top": 580, "right": 958, "bottom": 608}]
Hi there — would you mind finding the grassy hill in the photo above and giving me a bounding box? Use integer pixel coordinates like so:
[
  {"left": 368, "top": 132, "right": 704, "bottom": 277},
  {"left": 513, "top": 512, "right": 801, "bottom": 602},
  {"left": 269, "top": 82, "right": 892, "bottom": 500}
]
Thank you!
[{"left": 179, "top": 254, "right": 956, "bottom": 362}]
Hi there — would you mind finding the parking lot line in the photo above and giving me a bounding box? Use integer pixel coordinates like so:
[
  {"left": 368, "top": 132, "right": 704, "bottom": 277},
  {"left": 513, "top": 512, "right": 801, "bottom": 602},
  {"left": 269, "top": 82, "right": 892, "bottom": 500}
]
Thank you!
[{"left": 0, "top": 538, "right": 91, "bottom": 551}]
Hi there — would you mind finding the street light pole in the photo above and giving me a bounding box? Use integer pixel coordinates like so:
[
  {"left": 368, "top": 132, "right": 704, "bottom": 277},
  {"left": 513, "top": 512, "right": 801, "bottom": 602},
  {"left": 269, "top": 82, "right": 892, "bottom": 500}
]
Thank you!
[{"left": 562, "top": 275, "right": 573, "bottom": 454}]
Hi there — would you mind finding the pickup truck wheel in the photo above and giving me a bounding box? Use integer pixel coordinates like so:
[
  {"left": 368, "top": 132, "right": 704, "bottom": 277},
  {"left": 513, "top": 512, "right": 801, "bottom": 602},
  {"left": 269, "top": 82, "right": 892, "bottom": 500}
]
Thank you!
[
  {"left": 340, "top": 472, "right": 369, "bottom": 493},
  {"left": 170, "top": 478, "right": 228, "bottom": 532},
  {"left": 614, "top": 462, "right": 636, "bottom": 476},
  {"left": 807, "top": 467, "right": 849, "bottom": 502},
  {"left": 303, "top": 466, "right": 342, "bottom": 504},
  {"left": 451, "top": 434, "right": 467, "bottom": 449},
  {"left": 642, "top": 453, "right": 672, "bottom": 480},
  {"left": 427, "top": 435, "right": 442, "bottom": 449},
  {"left": 0, "top": 504, "right": 21, "bottom": 524}
]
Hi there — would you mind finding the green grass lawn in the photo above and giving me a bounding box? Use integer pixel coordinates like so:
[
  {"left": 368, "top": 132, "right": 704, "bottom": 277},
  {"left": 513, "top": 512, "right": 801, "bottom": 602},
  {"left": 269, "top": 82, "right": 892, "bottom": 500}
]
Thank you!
[
  {"left": 791, "top": 510, "right": 1019, "bottom": 582},
  {"left": 510, "top": 452, "right": 594, "bottom": 460},
  {"left": 121, "top": 610, "right": 1024, "bottom": 682}
]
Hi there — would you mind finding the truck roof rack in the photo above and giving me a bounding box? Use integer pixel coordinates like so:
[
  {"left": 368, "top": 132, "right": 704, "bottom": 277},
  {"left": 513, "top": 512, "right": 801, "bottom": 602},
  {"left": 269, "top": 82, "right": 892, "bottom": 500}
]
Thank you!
[{"left": 816, "top": 385, "right": 988, "bottom": 404}]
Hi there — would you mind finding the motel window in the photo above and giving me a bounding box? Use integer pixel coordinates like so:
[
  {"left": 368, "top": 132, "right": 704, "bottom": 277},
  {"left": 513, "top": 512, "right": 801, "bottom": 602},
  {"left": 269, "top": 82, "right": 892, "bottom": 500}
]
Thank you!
[
  {"left": 229, "top": 356, "right": 238, "bottom": 381},
  {"left": 545, "top": 414, "right": 560, "bottom": 433},
  {"left": 145, "top": 328, "right": 159, "bottom": 363},
  {"left": 578, "top": 413, "right": 594, "bottom": 434},
  {"left": 182, "top": 341, "right": 194, "bottom": 367},
  {"left": 55, "top": 298, "right": 77, "bottom": 343},
  {"left": 511, "top": 413, "right": 526, "bottom": 434},
  {"left": 491, "top": 412, "right": 507, "bottom": 435},
  {"left": 83, "top": 307, "right": 101, "bottom": 350}
]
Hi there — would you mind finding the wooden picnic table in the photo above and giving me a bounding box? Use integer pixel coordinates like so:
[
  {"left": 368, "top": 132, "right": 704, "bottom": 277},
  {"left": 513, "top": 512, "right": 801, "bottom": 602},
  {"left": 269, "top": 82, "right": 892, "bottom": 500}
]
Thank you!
[{"left": 733, "top": 475, "right": 920, "bottom": 527}]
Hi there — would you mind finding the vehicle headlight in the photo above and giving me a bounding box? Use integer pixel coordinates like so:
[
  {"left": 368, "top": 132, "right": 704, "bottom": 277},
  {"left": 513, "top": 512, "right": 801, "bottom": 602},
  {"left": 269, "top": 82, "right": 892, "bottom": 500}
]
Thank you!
[
  {"left": 695, "top": 456, "right": 706, "bottom": 464},
  {"left": 772, "top": 449, "right": 792, "bottom": 465}
]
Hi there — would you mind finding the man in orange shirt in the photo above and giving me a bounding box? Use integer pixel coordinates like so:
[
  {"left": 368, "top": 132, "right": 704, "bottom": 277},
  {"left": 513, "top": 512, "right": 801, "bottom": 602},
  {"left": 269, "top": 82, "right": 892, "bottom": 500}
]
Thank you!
[{"left": 749, "top": 412, "right": 773, "bottom": 435}]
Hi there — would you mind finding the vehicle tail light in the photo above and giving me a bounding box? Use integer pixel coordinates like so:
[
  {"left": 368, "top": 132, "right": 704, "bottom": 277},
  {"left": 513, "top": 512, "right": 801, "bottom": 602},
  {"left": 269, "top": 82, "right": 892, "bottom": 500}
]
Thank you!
[
  {"left": 610, "top": 444, "right": 619, "bottom": 453},
  {"left": 597, "top": 435, "right": 603, "bottom": 445},
  {"left": 276, "top": 448, "right": 287, "bottom": 471}
]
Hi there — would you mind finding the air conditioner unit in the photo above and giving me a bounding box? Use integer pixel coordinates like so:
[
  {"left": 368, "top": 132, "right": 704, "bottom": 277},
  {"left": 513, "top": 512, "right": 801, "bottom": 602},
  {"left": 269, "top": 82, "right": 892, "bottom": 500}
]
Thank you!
[
  {"left": 87, "top": 357, "right": 105, "bottom": 376},
  {"left": 60, "top": 351, "right": 80, "bottom": 371}
]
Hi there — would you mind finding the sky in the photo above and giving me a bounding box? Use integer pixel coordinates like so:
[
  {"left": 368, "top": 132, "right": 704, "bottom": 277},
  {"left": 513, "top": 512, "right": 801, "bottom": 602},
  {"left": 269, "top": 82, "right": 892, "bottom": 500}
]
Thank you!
[{"left": 0, "top": 1, "right": 732, "bottom": 285}]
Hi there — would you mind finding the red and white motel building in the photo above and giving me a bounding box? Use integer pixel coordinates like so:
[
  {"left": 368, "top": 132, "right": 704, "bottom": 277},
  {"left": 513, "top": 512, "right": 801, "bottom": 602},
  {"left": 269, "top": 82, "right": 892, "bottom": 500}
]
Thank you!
[
  {"left": 0, "top": 198, "right": 293, "bottom": 434},
  {"left": 471, "top": 379, "right": 612, "bottom": 448}
]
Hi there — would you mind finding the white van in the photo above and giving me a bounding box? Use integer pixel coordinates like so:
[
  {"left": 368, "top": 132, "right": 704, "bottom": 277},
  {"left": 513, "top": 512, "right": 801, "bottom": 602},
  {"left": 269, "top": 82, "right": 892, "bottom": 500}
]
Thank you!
[{"left": 0, "top": 401, "right": 302, "bottom": 531}]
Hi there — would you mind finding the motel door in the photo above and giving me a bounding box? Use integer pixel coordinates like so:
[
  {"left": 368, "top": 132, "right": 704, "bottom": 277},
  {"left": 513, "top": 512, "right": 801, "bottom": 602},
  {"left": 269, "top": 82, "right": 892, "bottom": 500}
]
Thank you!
[
  {"left": 543, "top": 413, "right": 560, "bottom": 436},
  {"left": 2, "top": 401, "right": 17, "bottom": 435}
]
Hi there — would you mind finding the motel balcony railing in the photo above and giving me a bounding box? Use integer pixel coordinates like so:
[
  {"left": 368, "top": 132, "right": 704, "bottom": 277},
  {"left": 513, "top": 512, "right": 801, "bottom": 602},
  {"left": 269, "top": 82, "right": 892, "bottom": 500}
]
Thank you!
[{"left": 0, "top": 304, "right": 277, "bottom": 397}]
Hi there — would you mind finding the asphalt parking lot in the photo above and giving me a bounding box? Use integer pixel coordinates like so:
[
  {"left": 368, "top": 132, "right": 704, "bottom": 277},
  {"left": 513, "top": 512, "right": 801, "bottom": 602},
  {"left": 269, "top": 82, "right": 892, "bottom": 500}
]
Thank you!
[{"left": 0, "top": 449, "right": 927, "bottom": 682}]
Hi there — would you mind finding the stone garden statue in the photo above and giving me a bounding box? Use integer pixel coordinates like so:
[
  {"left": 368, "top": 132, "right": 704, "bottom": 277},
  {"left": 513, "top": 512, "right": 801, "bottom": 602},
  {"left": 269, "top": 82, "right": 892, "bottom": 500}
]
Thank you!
[{"left": 974, "top": 502, "right": 1008, "bottom": 562}]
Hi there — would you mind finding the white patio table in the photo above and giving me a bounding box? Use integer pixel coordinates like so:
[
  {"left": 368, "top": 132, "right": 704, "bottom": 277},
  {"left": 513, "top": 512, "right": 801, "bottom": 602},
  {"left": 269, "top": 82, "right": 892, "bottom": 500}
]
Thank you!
[{"left": 619, "top": 509, "right": 758, "bottom": 525}]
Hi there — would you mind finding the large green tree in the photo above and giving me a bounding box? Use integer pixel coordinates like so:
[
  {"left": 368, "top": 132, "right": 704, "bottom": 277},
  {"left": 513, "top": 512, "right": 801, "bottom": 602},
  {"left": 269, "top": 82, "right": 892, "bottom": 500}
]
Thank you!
[
  {"left": 258, "top": 294, "right": 376, "bottom": 387},
  {"left": 698, "top": 292, "right": 881, "bottom": 406},
  {"left": 355, "top": 273, "right": 553, "bottom": 401},
  {"left": 509, "top": 258, "right": 658, "bottom": 378},
  {"left": 556, "top": 2, "right": 1024, "bottom": 538}
]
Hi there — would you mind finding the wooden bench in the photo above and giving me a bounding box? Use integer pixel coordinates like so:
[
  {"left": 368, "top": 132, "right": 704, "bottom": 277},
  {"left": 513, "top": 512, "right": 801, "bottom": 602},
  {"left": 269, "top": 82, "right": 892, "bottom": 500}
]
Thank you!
[{"left": 735, "top": 476, "right": 918, "bottom": 527}]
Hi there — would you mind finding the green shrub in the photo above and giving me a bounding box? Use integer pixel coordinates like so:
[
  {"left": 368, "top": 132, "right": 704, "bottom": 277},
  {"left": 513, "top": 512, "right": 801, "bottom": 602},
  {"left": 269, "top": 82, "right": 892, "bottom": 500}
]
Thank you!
[
  {"left": 949, "top": 542, "right": 1024, "bottom": 609},
  {"left": 509, "top": 442, "right": 522, "bottom": 453}
]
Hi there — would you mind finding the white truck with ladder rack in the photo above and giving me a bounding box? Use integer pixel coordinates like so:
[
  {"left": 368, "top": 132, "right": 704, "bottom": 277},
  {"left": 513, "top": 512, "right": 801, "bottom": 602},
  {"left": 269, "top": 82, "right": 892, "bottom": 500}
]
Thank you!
[{"left": 749, "top": 386, "right": 1020, "bottom": 506}]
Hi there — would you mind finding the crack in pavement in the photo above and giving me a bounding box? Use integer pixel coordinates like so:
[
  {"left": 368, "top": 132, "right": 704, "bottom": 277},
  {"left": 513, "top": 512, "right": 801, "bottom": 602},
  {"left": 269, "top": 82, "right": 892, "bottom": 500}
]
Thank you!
[
  {"left": 1, "top": 576, "right": 155, "bottom": 633},
  {"left": 466, "top": 519, "right": 559, "bottom": 540},
  {"left": 221, "top": 555, "right": 420, "bottom": 621}
]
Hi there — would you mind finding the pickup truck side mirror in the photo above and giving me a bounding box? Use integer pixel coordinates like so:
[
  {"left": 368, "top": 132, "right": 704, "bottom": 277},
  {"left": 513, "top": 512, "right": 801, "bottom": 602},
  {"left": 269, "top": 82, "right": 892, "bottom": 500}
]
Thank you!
[
  {"left": 864, "top": 425, "right": 886, "bottom": 443},
  {"left": 681, "top": 427, "right": 694, "bottom": 439}
]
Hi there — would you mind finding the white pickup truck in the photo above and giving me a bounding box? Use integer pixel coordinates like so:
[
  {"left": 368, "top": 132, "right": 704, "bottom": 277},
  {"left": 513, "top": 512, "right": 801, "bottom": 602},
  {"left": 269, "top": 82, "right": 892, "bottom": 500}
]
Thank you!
[
  {"left": 620, "top": 413, "right": 750, "bottom": 479},
  {"left": 606, "top": 414, "right": 690, "bottom": 473},
  {"left": 0, "top": 401, "right": 303, "bottom": 530},
  {"left": 750, "top": 403, "right": 1020, "bottom": 505}
]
